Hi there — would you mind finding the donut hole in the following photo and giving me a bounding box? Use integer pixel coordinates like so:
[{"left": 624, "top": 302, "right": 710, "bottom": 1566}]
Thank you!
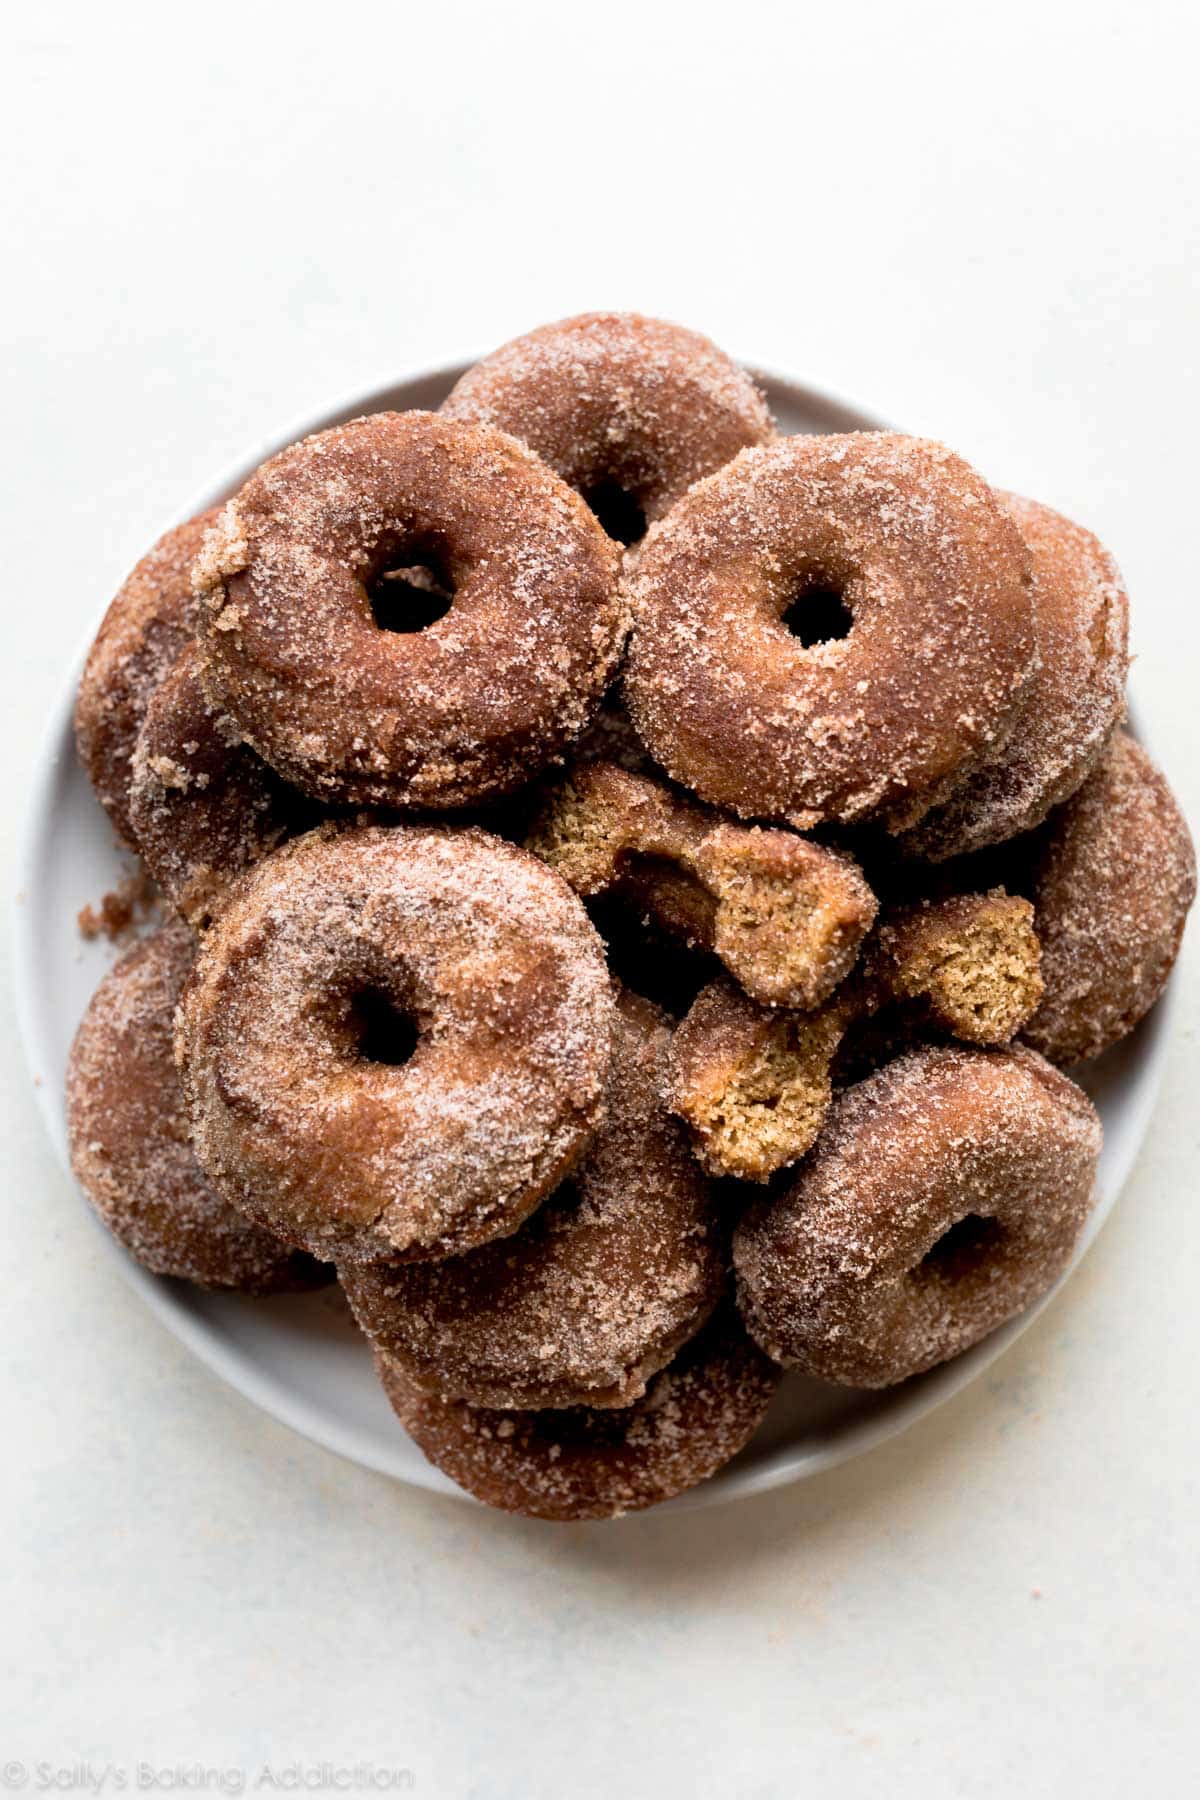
[
  {"left": 346, "top": 988, "right": 420, "bottom": 1067},
  {"left": 590, "top": 894, "right": 718, "bottom": 1019},
  {"left": 582, "top": 479, "right": 648, "bottom": 548},
  {"left": 368, "top": 549, "right": 455, "bottom": 634},
  {"left": 781, "top": 579, "right": 854, "bottom": 648},
  {"left": 616, "top": 853, "right": 718, "bottom": 946},
  {"left": 919, "top": 1213, "right": 1005, "bottom": 1283}
]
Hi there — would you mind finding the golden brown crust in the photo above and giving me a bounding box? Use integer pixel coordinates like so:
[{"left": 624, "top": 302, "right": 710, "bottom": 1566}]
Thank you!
[
  {"left": 129, "top": 646, "right": 314, "bottom": 930},
  {"left": 733, "top": 1044, "right": 1101, "bottom": 1387},
  {"left": 193, "top": 411, "right": 625, "bottom": 809},
  {"left": 440, "top": 313, "right": 774, "bottom": 535},
  {"left": 1023, "top": 731, "right": 1195, "bottom": 1063},
  {"left": 900, "top": 494, "right": 1130, "bottom": 858},
  {"left": 176, "top": 823, "right": 616, "bottom": 1266},
  {"left": 341, "top": 990, "right": 724, "bottom": 1410},
  {"left": 376, "top": 1305, "right": 779, "bottom": 1520},
  {"left": 528, "top": 760, "right": 877, "bottom": 1008},
  {"left": 66, "top": 920, "right": 327, "bottom": 1293},
  {"left": 75, "top": 511, "right": 219, "bottom": 847},
  {"left": 624, "top": 433, "right": 1035, "bottom": 830}
]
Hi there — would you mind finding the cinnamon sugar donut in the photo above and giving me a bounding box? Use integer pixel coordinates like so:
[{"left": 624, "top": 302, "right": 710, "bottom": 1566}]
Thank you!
[
  {"left": 193, "top": 411, "right": 623, "bottom": 809},
  {"left": 75, "top": 510, "right": 218, "bottom": 847},
  {"left": 441, "top": 313, "right": 773, "bottom": 544},
  {"left": 529, "top": 760, "right": 877, "bottom": 1008},
  {"left": 624, "top": 434, "right": 1035, "bottom": 830},
  {"left": 341, "top": 990, "right": 724, "bottom": 1410},
  {"left": 67, "top": 920, "right": 326, "bottom": 1292},
  {"left": 668, "top": 977, "right": 859, "bottom": 1182},
  {"left": 376, "top": 1305, "right": 779, "bottom": 1520},
  {"left": 867, "top": 889, "right": 1043, "bottom": 1046},
  {"left": 733, "top": 1043, "right": 1101, "bottom": 1387},
  {"left": 901, "top": 494, "right": 1130, "bottom": 859},
  {"left": 129, "top": 646, "right": 314, "bottom": 930},
  {"left": 177, "top": 823, "right": 615, "bottom": 1266},
  {"left": 1023, "top": 731, "right": 1195, "bottom": 1064}
]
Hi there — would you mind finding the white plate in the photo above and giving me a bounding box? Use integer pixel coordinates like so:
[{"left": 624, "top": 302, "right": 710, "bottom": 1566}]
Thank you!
[{"left": 12, "top": 363, "right": 1177, "bottom": 1513}]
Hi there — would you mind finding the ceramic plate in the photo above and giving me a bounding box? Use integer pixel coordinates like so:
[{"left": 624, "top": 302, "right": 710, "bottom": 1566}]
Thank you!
[{"left": 13, "top": 362, "right": 1175, "bottom": 1511}]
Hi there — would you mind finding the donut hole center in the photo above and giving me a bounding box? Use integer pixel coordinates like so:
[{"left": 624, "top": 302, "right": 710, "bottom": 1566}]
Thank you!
[
  {"left": 589, "top": 894, "right": 719, "bottom": 1019},
  {"left": 346, "top": 988, "right": 420, "bottom": 1067},
  {"left": 616, "top": 853, "right": 718, "bottom": 946},
  {"left": 582, "top": 479, "right": 648, "bottom": 548},
  {"left": 368, "top": 548, "right": 455, "bottom": 634},
  {"left": 781, "top": 574, "right": 854, "bottom": 647},
  {"left": 919, "top": 1213, "right": 1005, "bottom": 1282}
]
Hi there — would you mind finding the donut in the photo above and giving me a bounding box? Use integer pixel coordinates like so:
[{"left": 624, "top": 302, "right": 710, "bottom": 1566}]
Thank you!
[
  {"left": 668, "top": 977, "right": 858, "bottom": 1181},
  {"left": 340, "top": 989, "right": 724, "bottom": 1410},
  {"left": 528, "top": 760, "right": 877, "bottom": 1008},
  {"left": 1022, "top": 730, "right": 1195, "bottom": 1064},
  {"left": 900, "top": 493, "right": 1130, "bottom": 859},
  {"left": 733, "top": 1043, "right": 1101, "bottom": 1386},
  {"left": 192, "top": 411, "right": 624, "bottom": 809},
  {"left": 176, "top": 823, "right": 616, "bottom": 1266},
  {"left": 66, "top": 919, "right": 326, "bottom": 1292},
  {"left": 440, "top": 313, "right": 773, "bottom": 545},
  {"left": 75, "top": 510, "right": 218, "bottom": 847},
  {"left": 624, "top": 433, "right": 1035, "bottom": 830},
  {"left": 375, "top": 1305, "right": 780, "bottom": 1520},
  {"left": 867, "top": 888, "right": 1043, "bottom": 1046},
  {"left": 129, "top": 646, "right": 315, "bottom": 930}
]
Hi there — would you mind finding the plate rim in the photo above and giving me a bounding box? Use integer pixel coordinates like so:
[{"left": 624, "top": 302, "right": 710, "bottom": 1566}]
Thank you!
[{"left": 12, "top": 360, "right": 1177, "bottom": 1514}]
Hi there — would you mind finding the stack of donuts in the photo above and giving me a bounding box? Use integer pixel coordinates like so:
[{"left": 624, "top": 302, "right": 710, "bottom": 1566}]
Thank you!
[{"left": 67, "top": 313, "right": 1195, "bottom": 1520}]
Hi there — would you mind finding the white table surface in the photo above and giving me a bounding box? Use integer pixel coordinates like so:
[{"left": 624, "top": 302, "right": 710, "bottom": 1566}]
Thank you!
[{"left": 3, "top": 4, "right": 1197, "bottom": 1793}]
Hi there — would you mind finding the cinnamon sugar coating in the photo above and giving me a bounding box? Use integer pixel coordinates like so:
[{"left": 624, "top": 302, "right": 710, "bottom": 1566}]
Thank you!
[
  {"left": 868, "top": 888, "right": 1043, "bottom": 1046},
  {"left": 527, "top": 760, "right": 877, "bottom": 1008},
  {"left": 441, "top": 313, "right": 774, "bottom": 540},
  {"left": 193, "top": 411, "right": 624, "bottom": 809},
  {"left": 1023, "top": 731, "right": 1195, "bottom": 1064},
  {"left": 733, "top": 1044, "right": 1101, "bottom": 1387},
  {"left": 376, "top": 1305, "right": 779, "bottom": 1520},
  {"left": 75, "top": 510, "right": 219, "bottom": 847},
  {"left": 901, "top": 494, "right": 1130, "bottom": 859},
  {"left": 341, "top": 990, "right": 724, "bottom": 1410},
  {"left": 176, "top": 824, "right": 616, "bottom": 1266},
  {"left": 66, "top": 920, "right": 327, "bottom": 1293},
  {"left": 624, "top": 433, "right": 1035, "bottom": 830},
  {"left": 129, "top": 646, "right": 314, "bottom": 930}
]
